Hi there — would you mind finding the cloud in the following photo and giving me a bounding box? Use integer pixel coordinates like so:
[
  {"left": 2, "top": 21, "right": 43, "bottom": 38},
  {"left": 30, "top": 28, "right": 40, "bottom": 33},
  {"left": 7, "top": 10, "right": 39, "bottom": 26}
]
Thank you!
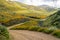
[
  {"left": 23, "top": 0, "right": 55, "bottom": 6},
  {"left": 7, "top": 0, "right": 60, "bottom": 8},
  {"left": 23, "top": 0, "right": 59, "bottom": 8},
  {"left": 43, "top": 0, "right": 58, "bottom": 2}
]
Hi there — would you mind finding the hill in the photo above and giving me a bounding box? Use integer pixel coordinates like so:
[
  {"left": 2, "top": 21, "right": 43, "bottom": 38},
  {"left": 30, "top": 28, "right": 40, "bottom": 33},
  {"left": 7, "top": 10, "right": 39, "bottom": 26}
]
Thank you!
[
  {"left": 43, "top": 10, "right": 60, "bottom": 28},
  {"left": 17, "top": 2, "right": 57, "bottom": 16},
  {"left": 0, "top": 0, "right": 57, "bottom": 26},
  {"left": 39, "top": 5, "right": 56, "bottom": 12},
  {"left": 0, "top": 0, "right": 28, "bottom": 23}
]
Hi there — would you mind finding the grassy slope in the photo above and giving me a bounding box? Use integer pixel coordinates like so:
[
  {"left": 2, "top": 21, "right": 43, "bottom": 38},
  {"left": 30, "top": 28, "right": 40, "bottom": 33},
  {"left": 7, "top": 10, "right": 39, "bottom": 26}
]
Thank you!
[
  {"left": 43, "top": 10, "right": 60, "bottom": 28},
  {"left": 17, "top": 2, "right": 57, "bottom": 16},
  {"left": 0, "top": 0, "right": 28, "bottom": 23},
  {"left": 0, "top": 0, "right": 57, "bottom": 25},
  {"left": 10, "top": 20, "right": 40, "bottom": 30}
]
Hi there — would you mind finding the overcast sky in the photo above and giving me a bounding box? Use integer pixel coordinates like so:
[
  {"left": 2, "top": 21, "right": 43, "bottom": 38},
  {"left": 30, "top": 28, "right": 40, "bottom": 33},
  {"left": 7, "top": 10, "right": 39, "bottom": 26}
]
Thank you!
[{"left": 8, "top": 0, "right": 60, "bottom": 8}]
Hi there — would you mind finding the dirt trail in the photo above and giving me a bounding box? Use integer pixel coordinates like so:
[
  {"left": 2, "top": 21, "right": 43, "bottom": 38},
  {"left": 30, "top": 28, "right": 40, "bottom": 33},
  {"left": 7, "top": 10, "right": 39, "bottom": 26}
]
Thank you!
[
  {"left": 8, "top": 24, "right": 60, "bottom": 40},
  {"left": 9, "top": 30, "right": 60, "bottom": 40},
  {"left": 7, "top": 23, "right": 25, "bottom": 29}
]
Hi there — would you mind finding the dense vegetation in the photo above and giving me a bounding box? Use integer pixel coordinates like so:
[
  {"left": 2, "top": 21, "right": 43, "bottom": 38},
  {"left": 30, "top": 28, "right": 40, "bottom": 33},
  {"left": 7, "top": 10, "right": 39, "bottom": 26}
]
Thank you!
[
  {"left": 2, "top": 18, "right": 30, "bottom": 26},
  {"left": 0, "top": 25, "right": 9, "bottom": 40},
  {"left": 43, "top": 11, "right": 60, "bottom": 28},
  {"left": 10, "top": 20, "right": 40, "bottom": 30},
  {"left": 0, "top": 0, "right": 56, "bottom": 25},
  {"left": 0, "top": 0, "right": 57, "bottom": 22}
]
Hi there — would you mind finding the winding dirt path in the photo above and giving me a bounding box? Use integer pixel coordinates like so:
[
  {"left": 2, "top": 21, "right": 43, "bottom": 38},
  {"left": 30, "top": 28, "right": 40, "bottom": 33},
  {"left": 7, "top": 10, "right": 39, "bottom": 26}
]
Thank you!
[
  {"left": 8, "top": 23, "right": 60, "bottom": 40},
  {"left": 9, "top": 30, "right": 60, "bottom": 40}
]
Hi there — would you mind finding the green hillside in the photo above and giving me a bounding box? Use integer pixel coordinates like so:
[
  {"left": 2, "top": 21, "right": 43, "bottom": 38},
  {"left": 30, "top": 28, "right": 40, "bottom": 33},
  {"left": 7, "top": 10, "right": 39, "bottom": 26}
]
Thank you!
[
  {"left": 0, "top": 0, "right": 28, "bottom": 23},
  {"left": 10, "top": 20, "right": 40, "bottom": 30},
  {"left": 0, "top": 0, "right": 57, "bottom": 26},
  {"left": 17, "top": 2, "right": 57, "bottom": 16},
  {"left": 43, "top": 10, "right": 60, "bottom": 28}
]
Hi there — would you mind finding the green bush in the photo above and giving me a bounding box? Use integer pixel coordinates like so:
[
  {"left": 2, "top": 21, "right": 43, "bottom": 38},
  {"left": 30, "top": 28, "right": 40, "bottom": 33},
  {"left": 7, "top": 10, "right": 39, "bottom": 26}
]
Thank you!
[
  {"left": 43, "top": 28, "right": 54, "bottom": 34},
  {"left": 37, "top": 27, "right": 55, "bottom": 34},
  {"left": 0, "top": 25, "right": 9, "bottom": 40},
  {"left": 37, "top": 28, "right": 45, "bottom": 32},
  {"left": 12, "top": 27, "right": 28, "bottom": 30},
  {"left": 10, "top": 26, "right": 29, "bottom": 30},
  {"left": 52, "top": 30, "right": 60, "bottom": 38},
  {"left": 28, "top": 26, "right": 39, "bottom": 31}
]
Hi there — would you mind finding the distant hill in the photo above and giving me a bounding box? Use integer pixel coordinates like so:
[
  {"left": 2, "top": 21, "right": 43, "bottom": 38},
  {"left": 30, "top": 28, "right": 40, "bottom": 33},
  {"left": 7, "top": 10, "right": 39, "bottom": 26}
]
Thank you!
[
  {"left": 0, "top": 0, "right": 57, "bottom": 25},
  {"left": 17, "top": 2, "right": 56, "bottom": 12},
  {"left": 39, "top": 5, "right": 56, "bottom": 12},
  {"left": 16, "top": 2, "right": 57, "bottom": 15}
]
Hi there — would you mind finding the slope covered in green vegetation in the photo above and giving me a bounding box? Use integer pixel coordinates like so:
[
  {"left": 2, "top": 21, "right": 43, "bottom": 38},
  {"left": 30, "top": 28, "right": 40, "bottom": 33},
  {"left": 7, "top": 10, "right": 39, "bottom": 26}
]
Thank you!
[
  {"left": 0, "top": 25, "right": 9, "bottom": 40},
  {"left": 10, "top": 20, "right": 40, "bottom": 30},
  {"left": 43, "top": 10, "right": 60, "bottom": 28},
  {"left": 0, "top": 0, "right": 56, "bottom": 25},
  {"left": 0, "top": 0, "right": 28, "bottom": 23}
]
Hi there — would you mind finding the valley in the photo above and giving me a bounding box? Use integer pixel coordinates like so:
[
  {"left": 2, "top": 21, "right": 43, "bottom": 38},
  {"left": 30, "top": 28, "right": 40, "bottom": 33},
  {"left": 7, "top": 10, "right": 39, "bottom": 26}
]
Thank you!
[{"left": 0, "top": 0, "right": 60, "bottom": 40}]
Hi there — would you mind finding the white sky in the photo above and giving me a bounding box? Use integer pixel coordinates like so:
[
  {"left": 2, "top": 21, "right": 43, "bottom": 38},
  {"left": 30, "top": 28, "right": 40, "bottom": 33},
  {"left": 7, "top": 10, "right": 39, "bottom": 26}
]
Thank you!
[{"left": 8, "top": 0, "right": 60, "bottom": 8}]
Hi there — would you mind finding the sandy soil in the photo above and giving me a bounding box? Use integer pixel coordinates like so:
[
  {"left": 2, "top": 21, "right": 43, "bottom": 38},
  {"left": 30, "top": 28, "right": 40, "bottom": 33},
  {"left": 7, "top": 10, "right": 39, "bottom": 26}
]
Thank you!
[{"left": 9, "top": 30, "right": 60, "bottom": 40}]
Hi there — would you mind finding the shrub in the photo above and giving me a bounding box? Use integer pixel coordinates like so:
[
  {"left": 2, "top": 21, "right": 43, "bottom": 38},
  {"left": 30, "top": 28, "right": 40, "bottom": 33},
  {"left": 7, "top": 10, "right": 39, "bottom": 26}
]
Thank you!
[
  {"left": 52, "top": 30, "right": 60, "bottom": 38},
  {"left": 28, "top": 26, "right": 39, "bottom": 31},
  {"left": 37, "top": 28, "right": 45, "bottom": 32},
  {"left": 43, "top": 28, "right": 54, "bottom": 34},
  {"left": 10, "top": 26, "right": 29, "bottom": 30},
  {"left": 37, "top": 27, "right": 55, "bottom": 34},
  {"left": 0, "top": 25, "right": 9, "bottom": 40}
]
